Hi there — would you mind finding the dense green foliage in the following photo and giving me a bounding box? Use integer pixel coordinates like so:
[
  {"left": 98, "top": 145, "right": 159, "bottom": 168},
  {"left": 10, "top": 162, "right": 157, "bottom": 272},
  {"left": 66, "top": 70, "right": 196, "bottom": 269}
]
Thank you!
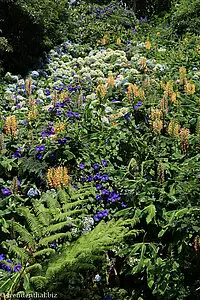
[{"left": 0, "top": 1, "right": 200, "bottom": 299}]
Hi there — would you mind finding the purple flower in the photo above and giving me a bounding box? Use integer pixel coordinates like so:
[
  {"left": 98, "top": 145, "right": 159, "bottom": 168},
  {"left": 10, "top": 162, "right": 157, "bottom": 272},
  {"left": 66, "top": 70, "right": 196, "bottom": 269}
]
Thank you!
[
  {"left": 96, "top": 184, "right": 102, "bottom": 190},
  {"left": 93, "top": 215, "right": 100, "bottom": 222},
  {"left": 51, "top": 241, "right": 57, "bottom": 249},
  {"left": 73, "top": 185, "right": 78, "bottom": 190},
  {"left": 104, "top": 296, "right": 112, "bottom": 300},
  {"left": 124, "top": 113, "right": 130, "bottom": 120},
  {"left": 101, "top": 160, "right": 108, "bottom": 166},
  {"left": 12, "top": 151, "right": 21, "bottom": 159},
  {"left": 93, "top": 163, "right": 100, "bottom": 170},
  {"left": 1, "top": 188, "right": 12, "bottom": 196},
  {"left": 87, "top": 175, "right": 93, "bottom": 181},
  {"left": 102, "top": 209, "right": 108, "bottom": 217},
  {"left": 35, "top": 152, "right": 43, "bottom": 160},
  {"left": 134, "top": 101, "right": 143, "bottom": 109},
  {"left": 121, "top": 201, "right": 127, "bottom": 208},
  {"left": 94, "top": 173, "right": 102, "bottom": 180},
  {"left": 101, "top": 189, "right": 109, "bottom": 196},
  {"left": 14, "top": 264, "right": 22, "bottom": 272},
  {"left": 0, "top": 254, "right": 5, "bottom": 260},
  {"left": 96, "top": 194, "right": 102, "bottom": 201},
  {"left": 101, "top": 174, "right": 109, "bottom": 181},
  {"left": 78, "top": 163, "right": 85, "bottom": 169},
  {"left": 108, "top": 191, "right": 121, "bottom": 202},
  {"left": 81, "top": 177, "right": 86, "bottom": 182}
]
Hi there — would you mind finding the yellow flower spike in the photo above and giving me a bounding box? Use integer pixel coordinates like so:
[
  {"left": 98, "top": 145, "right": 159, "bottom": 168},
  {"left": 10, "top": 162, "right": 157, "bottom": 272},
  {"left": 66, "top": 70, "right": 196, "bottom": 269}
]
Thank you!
[
  {"left": 184, "top": 82, "right": 195, "bottom": 95},
  {"left": 5, "top": 115, "right": 17, "bottom": 136},
  {"left": 179, "top": 128, "right": 190, "bottom": 153},
  {"left": 179, "top": 67, "right": 187, "bottom": 85},
  {"left": 107, "top": 75, "right": 116, "bottom": 88},
  {"left": 139, "top": 58, "right": 147, "bottom": 69},
  {"left": 145, "top": 40, "right": 151, "bottom": 50},
  {"left": 168, "top": 119, "right": 180, "bottom": 137},
  {"left": 25, "top": 78, "right": 33, "bottom": 96},
  {"left": 164, "top": 81, "right": 174, "bottom": 97},
  {"left": 152, "top": 119, "right": 163, "bottom": 133},
  {"left": 96, "top": 84, "right": 107, "bottom": 97},
  {"left": 116, "top": 38, "right": 121, "bottom": 46},
  {"left": 47, "top": 166, "right": 69, "bottom": 189},
  {"left": 170, "top": 92, "right": 179, "bottom": 105}
]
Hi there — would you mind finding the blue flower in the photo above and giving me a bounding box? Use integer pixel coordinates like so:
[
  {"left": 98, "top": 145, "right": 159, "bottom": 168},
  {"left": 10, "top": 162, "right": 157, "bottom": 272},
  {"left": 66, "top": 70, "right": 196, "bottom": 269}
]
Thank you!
[
  {"left": 94, "top": 173, "right": 102, "bottom": 180},
  {"left": 101, "top": 160, "right": 108, "bottom": 166},
  {"left": 93, "top": 163, "right": 100, "bottom": 170},
  {"left": 51, "top": 241, "right": 57, "bottom": 249},
  {"left": 96, "top": 184, "right": 102, "bottom": 190},
  {"left": 1, "top": 188, "right": 12, "bottom": 196},
  {"left": 101, "top": 174, "right": 109, "bottom": 181},
  {"left": 35, "top": 152, "right": 43, "bottom": 160},
  {"left": 134, "top": 101, "right": 143, "bottom": 109},
  {"left": 0, "top": 254, "right": 5, "bottom": 260},
  {"left": 104, "top": 296, "right": 112, "bottom": 300},
  {"left": 96, "top": 194, "right": 102, "bottom": 201},
  {"left": 31, "top": 71, "right": 39, "bottom": 77},
  {"left": 13, "top": 264, "right": 22, "bottom": 272},
  {"left": 78, "top": 163, "right": 85, "bottom": 169},
  {"left": 93, "top": 215, "right": 100, "bottom": 222},
  {"left": 87, "top": 175, "right": 93, "bottom": 181},
  {"left": 36, "top": 145, "right": 45, "bottom": 152},
  {"left": 124, "top": 113, "right": 130, "bottom": 120}
]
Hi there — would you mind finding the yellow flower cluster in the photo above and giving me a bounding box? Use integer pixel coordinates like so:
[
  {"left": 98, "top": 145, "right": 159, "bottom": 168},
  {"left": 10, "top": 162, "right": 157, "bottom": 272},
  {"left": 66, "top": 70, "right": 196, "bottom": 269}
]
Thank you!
[
  {"left": 107, "top": 75, "right": 116, "bottom": 88},
  {"left": 54, "top": 122, "right": 66, "bottom": 133},
  {"left": 179, "top": 67, "right": 187, "bottom": 85},
  {"left": 139, "top": 58, "right": 147, "bottom": 69},
  {"left": 163, "top": 81, "right": 179, "bottom": 104},
  {"left": 145, "top": 40, "right": 151, "bottom": 50},
  {"left": 184, "top": 81, "right": 195, "bottom": 95},
  {"left": 28, "top": 108, "right": 38, "bottom": 121},
  {"left": 102, "top": 34, "right": 109, "bottom": 45},
  {"left": 5, "top": 115, "right": 17, "bottom": 136},
  {"left": 25, "top": 78, "right": 33, "bottom": 96},
  {"left": 116, "top": 38, "right": 121, "bottom": 46},
  {"left": 47, "top": 166, "right": 69, "bottom": 188},
  {"left": 167, "top": 119, "right": 180, "bottom": 137},
  {"left": 96, "top": 84, "right": 107, "bottom": 97},
  {"left": 127, "top": 83, "right": 145, "bottom": 103},
  {"left": 151, "top": 108, "right": 163, "bottom": 133},
  {"left": 179, "top": 128, "right": 190, "bottom": 153}
]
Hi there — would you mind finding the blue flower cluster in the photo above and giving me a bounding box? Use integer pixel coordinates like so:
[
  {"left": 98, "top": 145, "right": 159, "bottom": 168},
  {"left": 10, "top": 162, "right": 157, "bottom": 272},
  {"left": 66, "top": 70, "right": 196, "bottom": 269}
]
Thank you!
[
  {"left": 35, "top": 144, "right": 45, "bottom": 160},
  {"left": 93, "top": 209, "right": 108, "bottom": 222},
  {"left": 0, "top": 254, "right": 22, "bottom": 273},
  {"left": 12, "top": 147, "right": 23, "bottom": 159},
  {"left": 41, "top": 124, "right": 55, "bottom": 138}
]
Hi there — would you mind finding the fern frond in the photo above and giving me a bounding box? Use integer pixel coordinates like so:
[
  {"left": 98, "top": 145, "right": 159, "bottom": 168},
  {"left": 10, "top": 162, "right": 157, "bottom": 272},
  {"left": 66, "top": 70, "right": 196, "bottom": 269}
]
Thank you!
[
  {"left": 2, "top": 240, "right": 29, "bottom": 260},
  {"left": 16, "top": 207, "right": 42, "bottom": 236},
  {"left": 46, "top": 219, "right": 127, "bottom": 281},
  {"left": 38, "top": 233, "right": 71, "bottom": 246},
  {"left": 13, "top": 222, "right": 36, "bottom": 248},
  {"left": 57, "top": 188, "right": 70, "bottom": 204},
  {"left": 31, "top": 200, "right": 51, "bottom": 227},
  {"left": 46, "top": 220, "right": 75, "bottom": 233},
  {"left": 33, "top": 249, "right": 56, "bottom": 257},
  {"left": 30, "top": 276, "right": 46, "bottom": 290},
  {"left": 26, "top": 263, "right": 42, "bottom": 272},
  {"left": 54, "top": 209, "right": 87, "bottom": 221}
]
